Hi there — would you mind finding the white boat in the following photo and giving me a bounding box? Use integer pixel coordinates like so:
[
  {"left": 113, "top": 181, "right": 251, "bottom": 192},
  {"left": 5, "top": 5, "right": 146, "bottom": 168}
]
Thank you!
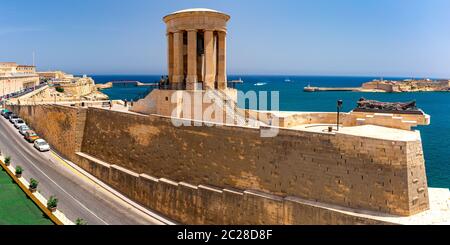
[
  {"left": 254, "top": 82, "right": 267, "bottom": 86},
  {"left": 284, "top": 78, "right": 292, "bottom": 82},
  {"left": 230, "top": 78, "right": 244, "bottom": 83}
]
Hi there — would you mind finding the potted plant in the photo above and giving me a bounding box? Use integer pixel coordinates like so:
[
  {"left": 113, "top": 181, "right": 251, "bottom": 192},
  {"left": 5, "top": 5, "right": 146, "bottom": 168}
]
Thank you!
[
  {"left": 76, "top": 218, "right": 88, "bottom": 225},
  {"left": 4, "top": 156, "right": 11, "bottom": 166},
  {"left": 29, "top": 178, "right": 39, "bottom": 193},
  {"left": 47, "top": 196, "right": 58, "bottom": 212},
  {"left": 15, "top": 166, "right": 23, "bottom": 178}
]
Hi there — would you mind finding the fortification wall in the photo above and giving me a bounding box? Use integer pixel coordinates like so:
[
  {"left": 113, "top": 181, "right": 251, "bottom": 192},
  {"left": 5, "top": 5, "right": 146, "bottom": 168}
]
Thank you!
[
  {"left": 278, "top": 112, "right": 346, "bottom": 128},
  {"left": 81, "top": 108, "right": 428, "bottom": 216},
  {"left": 74, "top": 152, "right": 391, "bottom": 225},
  {"left": 362, "top": 81, "right": 394, "bottom": 92},
  {"left": 7, "top": 104, "right": 86, "bottom": 162},
  {"left": 6, "top": 104, "right": 430, "bottom": 223}
]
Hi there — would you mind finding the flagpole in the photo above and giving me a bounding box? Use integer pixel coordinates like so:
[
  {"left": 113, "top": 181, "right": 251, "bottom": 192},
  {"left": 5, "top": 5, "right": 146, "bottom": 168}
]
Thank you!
[{"left": 33, "top": 51, "right": 36, "bottom": 91}]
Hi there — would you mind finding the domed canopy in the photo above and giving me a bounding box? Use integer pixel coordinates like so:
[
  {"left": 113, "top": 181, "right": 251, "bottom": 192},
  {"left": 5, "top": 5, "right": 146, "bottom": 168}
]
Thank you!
[
  {"left": 163, "top": 8, "right": 230, "bottom": 22},
  {"left": 171, "top": 8, "right": 223, "bottom": 15}
]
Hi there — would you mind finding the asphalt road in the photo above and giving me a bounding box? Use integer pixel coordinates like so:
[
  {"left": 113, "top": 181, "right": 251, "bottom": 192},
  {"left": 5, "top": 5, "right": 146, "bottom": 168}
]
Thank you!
[{"left": 0, "top": 115, "right": 166, "bottom": 225}]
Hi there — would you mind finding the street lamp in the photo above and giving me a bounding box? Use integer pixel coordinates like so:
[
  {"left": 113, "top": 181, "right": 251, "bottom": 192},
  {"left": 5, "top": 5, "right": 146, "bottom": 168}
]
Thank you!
[{"left": 337, "top": 100, "right": 343, "bottom": 131}]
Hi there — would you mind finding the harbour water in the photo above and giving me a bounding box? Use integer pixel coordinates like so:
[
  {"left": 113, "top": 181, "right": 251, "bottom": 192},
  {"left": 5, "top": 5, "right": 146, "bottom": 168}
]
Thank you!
[{"left": 92, "top": 75, "right": 450, "bottom": 188}]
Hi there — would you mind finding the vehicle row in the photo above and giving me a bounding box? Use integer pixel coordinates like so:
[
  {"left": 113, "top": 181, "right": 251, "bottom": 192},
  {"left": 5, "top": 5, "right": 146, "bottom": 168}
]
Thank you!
[
  {"left": 1, "top": 109, "right": 51, "bottom": 152},
  {"left": 0, "top": 82, "right": 48, "bottom": 101}
]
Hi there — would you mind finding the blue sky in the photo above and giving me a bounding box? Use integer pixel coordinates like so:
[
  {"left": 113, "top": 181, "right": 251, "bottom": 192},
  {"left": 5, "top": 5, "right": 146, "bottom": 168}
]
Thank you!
[{"left": 1, "top": 0, "right": 450, "bottom": 78}]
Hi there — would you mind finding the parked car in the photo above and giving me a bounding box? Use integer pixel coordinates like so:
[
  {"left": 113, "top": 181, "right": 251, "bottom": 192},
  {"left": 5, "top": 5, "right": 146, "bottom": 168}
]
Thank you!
[
  {"left": 24, "top": 130, "right": 40, "bottom": 143},
  {"left": 1, "top": 109, "right": 10, "bottom": 116},
  {"left": 3, "top": 111, "right": 13, "bottom": 119},
  {"left": 3, "top": 111, "right": 14, "bottom": 120},
  {"left": 9, "top": 114, "right": 19, "bottom": 123},
  {"left": 18, "top": 125, "right": 30, "bottom": 135},
  {"left": 34, "top": 139, "right": 50, "bottom": 152},
  {"left": 14, "top": 119, "right": 26, "bottom": 129}
]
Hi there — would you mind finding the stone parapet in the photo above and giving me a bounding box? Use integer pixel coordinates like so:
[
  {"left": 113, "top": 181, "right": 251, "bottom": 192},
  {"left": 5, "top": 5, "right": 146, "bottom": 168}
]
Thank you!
[{"left": 74, "top": 152, "right": 394, "bottom": 225}]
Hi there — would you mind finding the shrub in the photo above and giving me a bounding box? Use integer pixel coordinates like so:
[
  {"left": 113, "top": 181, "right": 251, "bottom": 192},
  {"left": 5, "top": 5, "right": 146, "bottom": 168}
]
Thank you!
[
  {"left": 55, "top": 87, "right": 64, "bottom": 93},
  {"left": 29, "top": 178, "right": 39, "bottom": 189},
  {"left": 15, "top": 166, "right": 23, "bottom": 175},
  {"left": 4, "top": 156, "right": 11, "bottom": 165},
  {"left": 76, "top": 218, "right": 88, "bottom": 225},
  {"left": 47, "top": 196, "right": 58, "bottom": 209}
]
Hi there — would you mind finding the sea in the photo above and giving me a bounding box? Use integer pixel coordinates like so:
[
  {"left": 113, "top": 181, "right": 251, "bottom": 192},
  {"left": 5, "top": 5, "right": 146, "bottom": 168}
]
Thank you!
[{"left": 91, "top": 75, "right": 450, "bottom": 189}]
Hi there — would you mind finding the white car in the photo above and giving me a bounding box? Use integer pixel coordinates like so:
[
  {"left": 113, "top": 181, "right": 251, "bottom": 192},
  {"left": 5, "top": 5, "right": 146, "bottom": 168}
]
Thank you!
[
  {"left": 19, "top": 125, "right": 30, "bottom": 135},
  {"left": 14, "top": 119, "right": 26, "bottom": 129},
  {"left": 9, "top": 114, "right": 19, "bottom": 123},
  {"left": 34, "top": 139, "right": 50, "bottom": 152}
]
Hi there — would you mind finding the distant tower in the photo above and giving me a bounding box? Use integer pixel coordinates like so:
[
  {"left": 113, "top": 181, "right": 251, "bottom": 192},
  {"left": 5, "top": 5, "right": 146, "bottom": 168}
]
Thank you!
[{"left": 163, "top": 8, "right": 230, "bottom": 91}]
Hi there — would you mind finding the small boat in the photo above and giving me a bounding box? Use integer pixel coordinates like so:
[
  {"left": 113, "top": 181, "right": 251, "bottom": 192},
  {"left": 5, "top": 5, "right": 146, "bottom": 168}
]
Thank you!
[
  {"left": 254, "top": 82, "right": 267, "bottom": 86},
  {"left": 284, "top": 78, "right": 292, "bottom": 83},
  {"left": 230, "top": 78, "right": 244, "bottom": 83}
]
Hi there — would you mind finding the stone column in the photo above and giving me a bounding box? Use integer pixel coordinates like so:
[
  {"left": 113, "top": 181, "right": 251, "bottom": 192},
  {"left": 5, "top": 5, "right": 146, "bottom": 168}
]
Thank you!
[
  {"left": 186, "top": 30, "right": 197, "bottom": 90},
  {"left": 172, "top": 31, "right": 184, "bottom": 90},
  {"left": 204, "top": 30, "right": 215, "bottom": 89},
  {"left": 217, "top": 31, "right": 227, "bottom": 90},
  {"left": 167, "top": 32, "right": 174, "bottom": 84},
  {"left": 212, "top": 33, "right": 218, "bottom": 88}
]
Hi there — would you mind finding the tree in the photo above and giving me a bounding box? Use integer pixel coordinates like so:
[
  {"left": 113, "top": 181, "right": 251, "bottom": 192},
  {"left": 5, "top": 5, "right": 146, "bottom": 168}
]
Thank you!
[{"left": 55, "top": 87, "right": 64, "bottom": 93}]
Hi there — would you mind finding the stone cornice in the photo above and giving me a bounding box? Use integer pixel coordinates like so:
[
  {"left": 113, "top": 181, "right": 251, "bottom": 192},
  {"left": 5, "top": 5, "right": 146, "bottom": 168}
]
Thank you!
[{"left": 163, "top": 10, "right": 230, "bottom": 23}]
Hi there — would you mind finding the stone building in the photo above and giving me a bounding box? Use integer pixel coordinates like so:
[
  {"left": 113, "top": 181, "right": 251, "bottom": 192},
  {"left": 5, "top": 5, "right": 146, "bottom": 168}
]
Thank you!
[
  {"left": 31, "top": 75, "right": 107, "bottom": 102},
  {"left": 0, "top": 62, "right": 39, "bottom": 97},
  {"left": 39, "top": 71, "right": 97, "bottom": 98},
  {"left": 38, "top": 71, "right": 74, "bottom": 81},
  {"left": 57, "top": 76, "right": 97, "bottom": 97}
]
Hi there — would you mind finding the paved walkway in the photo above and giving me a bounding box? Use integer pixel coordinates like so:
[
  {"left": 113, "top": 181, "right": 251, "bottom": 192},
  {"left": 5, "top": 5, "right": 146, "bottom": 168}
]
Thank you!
[{"left": 291, "top": 124, "right": 420, "bottom": 141}]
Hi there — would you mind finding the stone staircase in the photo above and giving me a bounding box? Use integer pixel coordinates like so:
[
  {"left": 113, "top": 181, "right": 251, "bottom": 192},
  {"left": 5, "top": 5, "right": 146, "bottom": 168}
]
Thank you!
[{"left": 206, "top": 89, "right": 263, "bottom": 127}]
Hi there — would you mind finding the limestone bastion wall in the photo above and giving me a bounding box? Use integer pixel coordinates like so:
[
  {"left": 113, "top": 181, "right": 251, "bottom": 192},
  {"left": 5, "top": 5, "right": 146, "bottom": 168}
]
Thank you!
[
  {"left": 7, "top": 104, "right": 429, "bottom": 224},
  {"left": 7, "top": 104, "right": 86, "bottom": 162}
]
